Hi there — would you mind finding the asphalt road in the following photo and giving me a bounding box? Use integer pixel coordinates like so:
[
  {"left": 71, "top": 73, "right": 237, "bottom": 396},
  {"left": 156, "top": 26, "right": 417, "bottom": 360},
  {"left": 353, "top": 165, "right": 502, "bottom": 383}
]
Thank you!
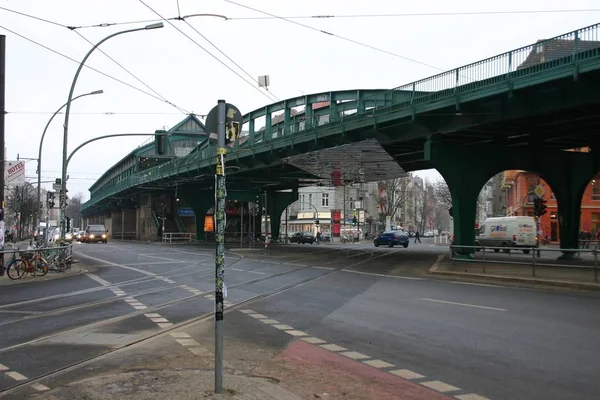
[{"left": 0, "top": 240, "right": 597, "bottom": 399}]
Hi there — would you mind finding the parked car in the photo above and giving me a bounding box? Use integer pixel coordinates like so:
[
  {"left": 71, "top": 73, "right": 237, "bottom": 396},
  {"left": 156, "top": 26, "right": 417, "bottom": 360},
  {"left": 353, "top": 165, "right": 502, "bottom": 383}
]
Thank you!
[
  {"left": 289, "top": 232, "right": 315, "bottom": 244},
  {"left": 373, "top": 230, "right": 409, "bottom": 248},
  {"left": 81, "top": 224, "right": 109, "bottom": 243}
]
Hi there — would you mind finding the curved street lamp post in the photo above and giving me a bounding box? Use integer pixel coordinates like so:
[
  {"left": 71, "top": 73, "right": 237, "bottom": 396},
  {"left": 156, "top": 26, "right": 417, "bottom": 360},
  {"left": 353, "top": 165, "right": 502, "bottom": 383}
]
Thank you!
[
  {"left": 59, "top": 22, "right": 164, "bottom": 237},
  {"left": 37, "top": 90, "right": 103, "bottom": 229}
]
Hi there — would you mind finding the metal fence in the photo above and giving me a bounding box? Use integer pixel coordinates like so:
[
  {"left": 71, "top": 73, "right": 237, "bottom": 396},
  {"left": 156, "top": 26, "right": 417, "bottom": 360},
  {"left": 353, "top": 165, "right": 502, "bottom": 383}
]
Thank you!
[{"left": 449, "top": 244, "right": 599, "bottom": 282}]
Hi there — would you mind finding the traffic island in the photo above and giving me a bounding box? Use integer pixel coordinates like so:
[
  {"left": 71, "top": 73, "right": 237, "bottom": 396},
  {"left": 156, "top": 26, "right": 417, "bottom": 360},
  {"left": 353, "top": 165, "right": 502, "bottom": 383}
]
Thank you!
[{"left": 431, "top": 257, "right": 600, "bottom": 291}]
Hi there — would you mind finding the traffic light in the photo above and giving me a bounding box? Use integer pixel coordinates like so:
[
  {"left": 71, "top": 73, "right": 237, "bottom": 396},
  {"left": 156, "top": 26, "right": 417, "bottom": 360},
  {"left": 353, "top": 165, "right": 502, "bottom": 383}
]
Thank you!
[
  {"left": 351, "top": 216, "right": 357, "bottom": 226},
  {"left": 539, "top": 199, "right": 547, "bottom": 216},
  {"left": 155, "top": 129, "right": 167, "bottom": 155},
  {"left": 66, "top": 217, "right": 71, "bottom": 233},
  {"left": 47, "top": 192, "right": 55, "bottom": 208},
  {"left": 315, "top": 219, "right": 320, "bottom": 226},
  {"left": 533, "top": 197, "right": 541, "bottom": 216}
]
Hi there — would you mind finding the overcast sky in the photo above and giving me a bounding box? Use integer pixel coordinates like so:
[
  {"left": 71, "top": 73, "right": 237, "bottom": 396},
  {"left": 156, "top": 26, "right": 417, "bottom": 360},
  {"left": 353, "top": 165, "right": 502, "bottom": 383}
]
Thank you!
[{"left": 2, "top": 0, "right": 599, "bottom": 200}]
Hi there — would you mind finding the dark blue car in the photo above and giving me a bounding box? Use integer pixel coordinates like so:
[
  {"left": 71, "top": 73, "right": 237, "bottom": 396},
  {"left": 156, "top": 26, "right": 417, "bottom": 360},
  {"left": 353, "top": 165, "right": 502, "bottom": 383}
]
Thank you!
[{"left": 373, "top": 230, "right": 409, "bottom": 248}]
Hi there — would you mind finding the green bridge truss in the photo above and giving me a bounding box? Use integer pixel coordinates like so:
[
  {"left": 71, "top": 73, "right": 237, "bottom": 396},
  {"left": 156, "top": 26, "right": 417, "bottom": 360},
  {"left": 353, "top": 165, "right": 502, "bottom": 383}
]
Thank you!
[{"left": 82, "top": 22, "right": 600, "bottom": 213}]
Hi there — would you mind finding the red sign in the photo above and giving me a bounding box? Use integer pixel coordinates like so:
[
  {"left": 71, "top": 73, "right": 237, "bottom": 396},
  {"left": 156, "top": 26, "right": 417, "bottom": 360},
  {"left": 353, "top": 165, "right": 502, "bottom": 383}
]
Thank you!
[
  {"left": 332, "top": 169, "right": 342, "bottom": 186},
  {"left": 331, "top": 210, "right": 341, "bottom": 236}
]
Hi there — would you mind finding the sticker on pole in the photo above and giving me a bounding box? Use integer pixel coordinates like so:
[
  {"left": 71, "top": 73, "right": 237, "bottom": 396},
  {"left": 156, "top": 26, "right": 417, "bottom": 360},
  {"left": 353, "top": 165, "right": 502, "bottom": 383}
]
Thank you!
[{"left": 205, "top": 103, "right": 243, "bottom": 144}]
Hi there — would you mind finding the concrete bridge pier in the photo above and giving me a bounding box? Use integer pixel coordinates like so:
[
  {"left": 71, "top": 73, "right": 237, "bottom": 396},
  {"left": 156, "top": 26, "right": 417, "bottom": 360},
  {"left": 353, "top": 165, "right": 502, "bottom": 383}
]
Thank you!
[
  {"left": 266, "top": 189, "right": 298, "bottom": 241},
  {"left": 111, "top": 211, "right": 122, "bottom": 239},
  {"left": 425, "top": 139, "right": 600, "bottom": 260}
]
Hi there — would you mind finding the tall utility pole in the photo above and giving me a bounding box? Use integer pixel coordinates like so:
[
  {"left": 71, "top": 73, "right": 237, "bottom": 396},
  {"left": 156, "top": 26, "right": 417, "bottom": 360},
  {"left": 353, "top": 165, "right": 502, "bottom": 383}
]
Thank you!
[
  {"left": 0, "top": 35, "right": 6, "bottom": 260},
  {"left": 214, "top": 100, "right": 226, "bottom": 393}
]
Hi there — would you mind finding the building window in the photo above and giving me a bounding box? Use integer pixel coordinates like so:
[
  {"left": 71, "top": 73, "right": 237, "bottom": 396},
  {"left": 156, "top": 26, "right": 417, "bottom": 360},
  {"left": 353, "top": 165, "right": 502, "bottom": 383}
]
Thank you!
[
  {"left": 301, "top": 195, "right": 305, "bottom": 210},
  {"left": 322, "top": 193, "right": 329, "bottom": 207},
  {"left": 593, "top": 180, "right": 600, "bottom": 201},
  {"left": 309, "top": 193, "right": 312, "bottom": 207},
  {"left": 535, "top": 43, "right": 544, "bottom": 54}
]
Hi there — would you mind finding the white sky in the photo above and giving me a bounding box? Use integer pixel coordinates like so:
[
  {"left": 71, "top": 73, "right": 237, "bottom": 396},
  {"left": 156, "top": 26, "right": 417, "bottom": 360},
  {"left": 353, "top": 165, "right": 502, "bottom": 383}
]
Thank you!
[{"left": 2, "top": 0, "right": 599, "bottom": 200}]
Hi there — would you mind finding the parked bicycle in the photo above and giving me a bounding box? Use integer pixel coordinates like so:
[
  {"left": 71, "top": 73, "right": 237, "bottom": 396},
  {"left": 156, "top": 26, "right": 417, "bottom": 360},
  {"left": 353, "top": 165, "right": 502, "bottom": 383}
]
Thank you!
[{"left": 6, "top": 246, "right": 49, "bottom": 280}]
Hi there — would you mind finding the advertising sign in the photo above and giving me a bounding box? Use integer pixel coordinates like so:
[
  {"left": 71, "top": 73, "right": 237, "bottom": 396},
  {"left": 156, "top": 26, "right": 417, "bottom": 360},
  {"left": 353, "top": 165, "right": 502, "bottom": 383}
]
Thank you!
[
  {"left": 5, "top": 161, "right": 25, "bottom": 188},
  {"left": 331, "top": 210, "right": 341, "bottom": 236}
]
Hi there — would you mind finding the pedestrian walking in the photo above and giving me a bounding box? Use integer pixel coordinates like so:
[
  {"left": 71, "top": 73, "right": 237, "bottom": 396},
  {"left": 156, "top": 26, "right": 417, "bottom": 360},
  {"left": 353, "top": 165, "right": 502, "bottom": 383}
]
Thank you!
[{"left": 415, "top": 230, "right": 421, "bottom": 243}]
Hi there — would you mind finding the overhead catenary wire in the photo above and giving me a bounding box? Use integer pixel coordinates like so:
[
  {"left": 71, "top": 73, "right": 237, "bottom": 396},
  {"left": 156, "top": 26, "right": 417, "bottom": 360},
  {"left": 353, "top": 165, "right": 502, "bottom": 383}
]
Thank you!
[
  {"left": 224, "top": 0, "right": 450, "bottom": 73},
  {"left": 72, "top": 30, "right": 189, "bottom": 114},
  {"left": 5, "top": 110, "right": 195, "bottom": 116},
  {"left": 182, "top": 19, "right": 281, "bottom": 101},
  {"left": 0, "top": 25, "right": 189, "bottom": 111},
  {"left": 137, "top": 0, "right": 279, "bottom": 103}
]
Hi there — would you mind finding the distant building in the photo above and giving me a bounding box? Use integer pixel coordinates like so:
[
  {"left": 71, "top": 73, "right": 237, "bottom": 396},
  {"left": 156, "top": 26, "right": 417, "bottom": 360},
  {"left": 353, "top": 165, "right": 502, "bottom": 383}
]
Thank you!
[{"left": 518, "top": 38, "right": 600, "bottom": 70}]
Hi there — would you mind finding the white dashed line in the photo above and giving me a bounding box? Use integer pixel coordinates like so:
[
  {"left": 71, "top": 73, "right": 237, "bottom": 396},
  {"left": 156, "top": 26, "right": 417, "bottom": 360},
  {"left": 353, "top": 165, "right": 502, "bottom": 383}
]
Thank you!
[
  {"left": 363, "top": 359, "right": 394, "bottom": 368},
  {"left": 176, "top": 339, "right": 201, "bottom": 346},
  {"left": 86, "top": 273, "right": 112, "bottom": 286},
  {"left": 231, "top": 268, "right": 245, "bottom": 271},
  {"left": 389, "top": 369, "right": 425, "bottom": 380},
  {"left": 312, "top": 266, "right": 334, "bottom": 270},
  {"left": 239, "top": 309, "right": 488, "bottom": 399},
  {"left": 249, "top": 313, "right": 268, "bottom": 319},
  {"left": 455, "top": 394, "right": 491, "bottom": 400},
  {"left": 320, "top": 344, "right": 347, "bottom": 352},
  {"left": 342, "top": 269, "right": 425, "bottom": 280},
  {"left": 170, "top": 332, "right": 191, "bottom": 338},
  {"left": 5, "top": 371, "right": 27, "bottom": 381},
  {"left": 31, "top": 383, "right": 50, "bottom": 391},
  {"left": 302, "top": 337, "right": 326, "bottom": 344},
  {"left": 0, "top": 364, "right": 8, "bottom": 371},
  {"left": 248, "top": 270, "right": 266, "bottom": 275},
  {"left": 421, "top": 380, "right": 460, "bottom": 393},
  {"left": 150, "top": 317, "right": 169, "bottom": 323},
  {"left": 157, "top": 322, "right": 174, "bottom": 328},
  {"left": 144, "top": 313, "right": 162, "bottom": 318},
  {"left": 340, "top": 351, "right": 370, "bottom": 360},
  {"left": 285, "top": 330, "right": 308, "bottom": 337},
  {"left": 420, "top": 298, "right": 507, "bottom": 312},
  {"left": 272, "top": 324, "right": 294, "bottom": 330}
]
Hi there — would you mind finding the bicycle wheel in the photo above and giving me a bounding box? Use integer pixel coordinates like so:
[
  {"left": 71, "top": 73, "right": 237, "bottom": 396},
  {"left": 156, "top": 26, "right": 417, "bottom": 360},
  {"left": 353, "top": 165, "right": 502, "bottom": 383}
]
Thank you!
[
  {"left": 36, "top": 261, "right": 49, "bottom": 276},
  {"left": 7, "top": 259, "right": 25, "bottom": 280}
]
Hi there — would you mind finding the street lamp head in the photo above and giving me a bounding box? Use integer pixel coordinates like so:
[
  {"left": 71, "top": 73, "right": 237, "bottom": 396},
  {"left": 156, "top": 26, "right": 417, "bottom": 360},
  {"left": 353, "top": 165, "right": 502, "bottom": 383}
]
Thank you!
[
  {"left": 145, "top": 22, "right": 164, "bottom": 30},
  {"left": 90, "top": 90, "right": 104, "bottom": 95}
]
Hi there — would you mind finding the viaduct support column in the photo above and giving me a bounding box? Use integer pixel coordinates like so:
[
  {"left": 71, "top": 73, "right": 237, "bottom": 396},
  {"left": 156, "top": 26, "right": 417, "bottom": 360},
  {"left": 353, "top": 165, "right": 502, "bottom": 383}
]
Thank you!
[
  {"left": 179, "top": 186, "right": 214, "bottom": 242},
  {"left": 266, "top": 189, "right": 298, "bottom": 241},
  {"left": 425, "top": 140, "right": 491, "bottom": 258}
]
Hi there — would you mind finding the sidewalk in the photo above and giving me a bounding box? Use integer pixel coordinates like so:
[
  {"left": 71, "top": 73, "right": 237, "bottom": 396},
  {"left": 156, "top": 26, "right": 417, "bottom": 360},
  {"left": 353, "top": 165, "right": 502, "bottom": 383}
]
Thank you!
[
  {"left": 34, "top": 311, "right": 454, "bottom": 400},
  {"left": 431, "top": 257, "right": 600, "bottom": 291}
]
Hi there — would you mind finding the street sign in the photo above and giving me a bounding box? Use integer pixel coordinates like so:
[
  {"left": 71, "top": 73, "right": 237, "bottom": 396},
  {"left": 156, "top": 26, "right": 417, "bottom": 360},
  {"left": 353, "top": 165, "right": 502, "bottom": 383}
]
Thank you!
[
  {"left": 205, "top": 103, "right": 243, "bottom": 144},
  {"left": 534, "top": 185, "right": 545, "bottom": 198},
  {"left": 5, "top": 161, "right": 25, "bottom": 188},
  {"left": 53, "top": 183, "right": 62, "bottom": 191}
]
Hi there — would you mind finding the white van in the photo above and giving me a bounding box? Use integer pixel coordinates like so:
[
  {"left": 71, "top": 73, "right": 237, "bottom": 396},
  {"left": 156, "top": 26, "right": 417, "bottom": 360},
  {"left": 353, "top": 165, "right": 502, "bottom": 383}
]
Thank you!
[{"left": 475, "top": 216, "right": 538, "bottom": 253}]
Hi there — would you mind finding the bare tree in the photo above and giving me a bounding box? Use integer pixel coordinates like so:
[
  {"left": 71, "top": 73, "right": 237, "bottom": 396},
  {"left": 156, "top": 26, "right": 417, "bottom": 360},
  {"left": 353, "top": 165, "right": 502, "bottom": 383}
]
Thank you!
[
  {"left": 377, "top": 175, "right": 412, "bottom": 228},
  {"left": 415, "top": 184, "right": 430, "bottom": 233},
  {"left": 7, "top": 183, "right": 37, "bottom": 239},
  {"left": 66, "top": 192, "right": 84, "bottom": 229},
  {"left": 433, "top": 179, "right": 452, "bottom": 209}
]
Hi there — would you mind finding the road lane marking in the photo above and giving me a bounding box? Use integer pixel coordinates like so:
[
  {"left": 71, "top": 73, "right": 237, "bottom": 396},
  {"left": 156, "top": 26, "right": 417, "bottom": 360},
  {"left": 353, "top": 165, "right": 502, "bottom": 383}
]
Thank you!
[
  {"left": 421, "top": 380, "right": 460, "bottom": 393},
  {"left": 248, "top": 270, "right": 266, "bottom": 275},
  {"left": 0, "top": 364, "right": 8, "bottom": 371},
  {"left": 145, "top": 313, "right": 162, "bottom": 318},
  {"left": 150, "top": 317, "right": 169, "bottom": 323},
  {"left": 260, "top": 319, "right": 279, "bottom": 324},
  {"left": 363, "top": 359, "right": 394, "bottom": 368},
  {"left": 340, "top": 351, "right": 370, "bottom": 360},
  {"left": 285, "top": 330, "right": 308, "bottom": 337},
  {"left": 170, "top": 332, "right": 190, "bottom": 338},
  {"left": 320, "top": 344, "right": 347, "bottom": 352},
  {"left": 342, "top": 269, "right": 425, "bottom": 280},
  {"left": 86, "top": 273, "right": 112, "bottom": 286},
  {"left": 231, "top": 268, "right": 245, "bottom": 271},
  {"left": 272, "top": 324, "right": 294, "bottom": 330},
  {"left": 249, "top": 313, "right": 268, "bottom": 319},
  {"left": 5, "top": 371, "right": 27, "bottom": 381},
  {"left": 420, "top": 298, "right": 507, "bottom": 312},
  {"left": 157, "top": 322, "right": 173, "bottom": 328},
  {"left": 239, "top": 309, "right": 487, "bottom": 399},
  {"left": 77, "top": 254, "right": 158, "bottom": 277},
  {"left": 389, "top": 369, "right": 425, "bottom": 380},
  {"left": 31, "top": 383, "right": 50, "bottom": 391},
  {"left": 176, "top": 339, "right": 200, "bottom": 347},
  {"left": 302, "top": 337, "right": 326, "bottom": 344},
  {"left": 312, "top": 266, "right": 334, "bottom": 270},
  {"left": 455, "top": 394, "right": 491, "bottom": 400},
  {"left": 450, "top": 281, "right": 503, "bottom": 288}
]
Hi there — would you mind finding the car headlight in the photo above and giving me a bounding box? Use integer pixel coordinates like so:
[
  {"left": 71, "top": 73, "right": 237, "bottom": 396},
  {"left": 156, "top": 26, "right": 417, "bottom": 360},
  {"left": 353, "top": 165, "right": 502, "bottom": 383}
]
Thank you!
[
  {"left": 90, "top": 234, "right": 95, "bottom": 238},
  {"left": 66, "top": 234, "right": 72, "bottom": 239},
  {"left": 102, "top": 234, "right": 106, "bottom": 238},
  {"left": 55, "top": 234, "right": 60, "bottom": 240}
]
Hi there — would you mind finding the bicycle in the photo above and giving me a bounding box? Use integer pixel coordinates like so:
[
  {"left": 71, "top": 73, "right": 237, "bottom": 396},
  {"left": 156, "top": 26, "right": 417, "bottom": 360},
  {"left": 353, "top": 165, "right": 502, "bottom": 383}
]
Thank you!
[{"left": 7, "top": 247, "right": 49, "bottom": 280}]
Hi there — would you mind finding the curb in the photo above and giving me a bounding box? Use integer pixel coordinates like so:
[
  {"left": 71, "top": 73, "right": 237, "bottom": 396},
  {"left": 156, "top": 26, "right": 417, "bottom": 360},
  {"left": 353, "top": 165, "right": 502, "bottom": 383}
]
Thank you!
[{"left": 429, "top": 267, "right": 600, "bottom": 291}]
